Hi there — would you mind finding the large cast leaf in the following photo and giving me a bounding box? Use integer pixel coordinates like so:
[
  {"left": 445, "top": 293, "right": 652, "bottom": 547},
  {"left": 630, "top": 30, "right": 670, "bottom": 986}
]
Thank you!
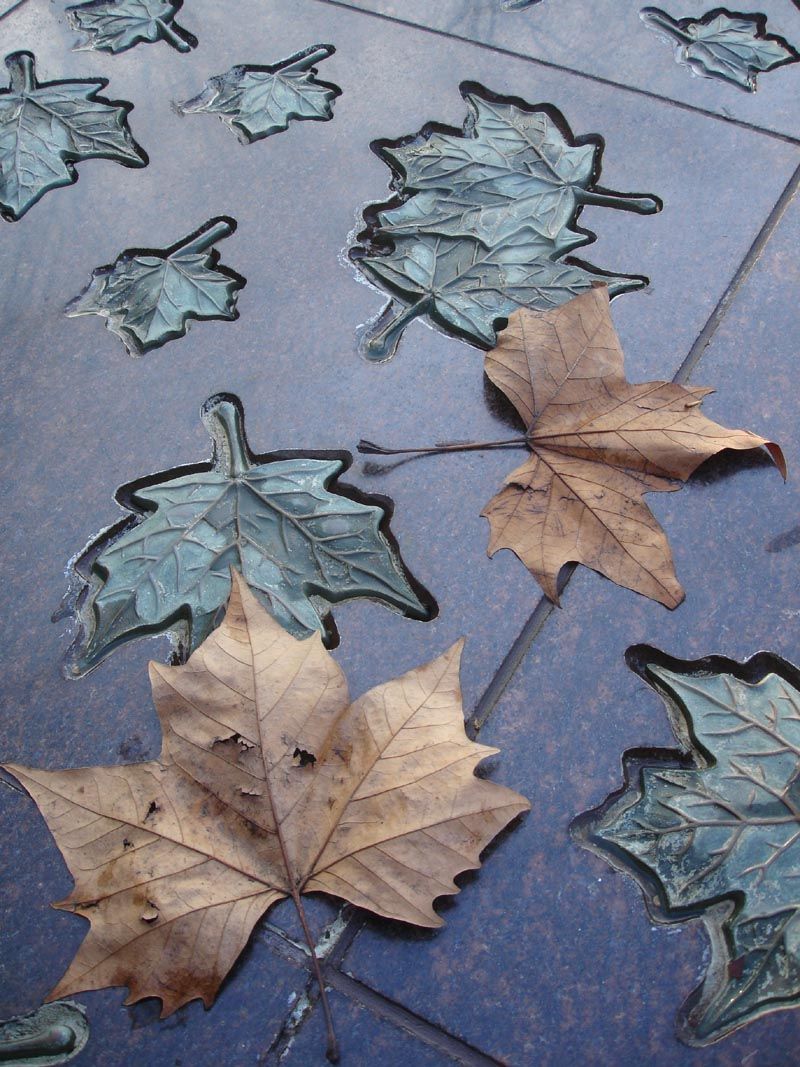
[
  {"left": 576, "top": 646, "right": 800, "bottom": 1044},
  {"left": 357, "top": 232, "right": 643, "bottom": 354},
  {"left": 62, "top": 395, "right": 430, "bottom": 676},
  {"left": 641, "top": 8, "right": 799, "bottom": 91},
  {"left": 66, "top": 217, "right": 245, "bottom": 355},
  {"left": 67, "top": 0, "right": 196, "bottom": 54},
  {"left": 481, "top": 286, "right": 785, "bottom": 607},
  {"left": 177, "top": 45, "right": 340, "bottom": 143},
  {"left": 0, "top": 51, "right": 146, "bottom": 222},
  {"left": 350, "top": 82, "right": 659, "bottom": 359},
  {"left": 10, "top": 574, "right": 529, "bottom": 1059}
]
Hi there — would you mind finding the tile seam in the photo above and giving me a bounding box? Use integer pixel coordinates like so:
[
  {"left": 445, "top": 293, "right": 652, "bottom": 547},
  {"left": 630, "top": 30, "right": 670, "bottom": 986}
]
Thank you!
[
  {"left": 259, "top": 924, "right": 505, "bottom": 1065},
  {"left": 312, "top": 0, "right": 800, "bottom": 147},
  {"left": 673, "top": 161, "right": 800, "bottom": 384}
]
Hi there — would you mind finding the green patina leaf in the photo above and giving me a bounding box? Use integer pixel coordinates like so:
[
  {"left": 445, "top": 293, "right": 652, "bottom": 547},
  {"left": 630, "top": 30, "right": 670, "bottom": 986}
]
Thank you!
[
  {"left": 0, "top": 51, "right": 146, "bottom": 222},
  {"left": 350, "top": 82, "right": 659, "bottom": 360},
  {"left": 641, "top": 7, "right": 800, "bottom": 91},
  {"left": 66, "top": 217, "right": 245, "bottom": 355},
  {"left": 67, "top": 0, "right": 197, "bottom": 55},
  {"left": 177, "top": 45, "right": 340, "bottom": 144},
  {"left": 577, "top": 646, "right": 800, "bottom": 1044},
  {"left": 0, "top": 1001, "right": 89, "bottom": 1065},
  {"left": 356, "top": 232, "right": 643, "bottom": 353},
  {"left": 60, "top": 395, "right": 431, "bottom": 676}
]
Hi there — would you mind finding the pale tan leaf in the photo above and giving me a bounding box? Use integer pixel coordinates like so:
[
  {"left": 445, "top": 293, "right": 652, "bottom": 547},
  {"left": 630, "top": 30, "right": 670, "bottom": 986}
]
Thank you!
[
  {"left": 5, "top": 573, "right": 528, "bottom": 1018},
  {"left": 482, "top": 286, "right": 785, "bottom": 607}
]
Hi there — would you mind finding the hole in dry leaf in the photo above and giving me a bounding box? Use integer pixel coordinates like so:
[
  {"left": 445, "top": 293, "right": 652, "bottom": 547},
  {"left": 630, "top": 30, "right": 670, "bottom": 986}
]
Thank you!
[
  {"left": 140, "top": 902, "right": 159, "bottom": 923},
  {"left": 293, "top": 747, "right": 317, "bottom": 768},
  {"left": 144, "top": 801, "right": 160, "bottom": 821}
]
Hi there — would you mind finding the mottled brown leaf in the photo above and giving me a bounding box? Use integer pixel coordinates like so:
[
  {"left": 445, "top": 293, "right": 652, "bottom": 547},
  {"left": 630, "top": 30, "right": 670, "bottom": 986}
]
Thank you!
[
  {"left": 482, "top": 286, "right": 785, "bottom": 607},
  {"left": 5, "top": 573, "right": 528, "bottom": 1028}
]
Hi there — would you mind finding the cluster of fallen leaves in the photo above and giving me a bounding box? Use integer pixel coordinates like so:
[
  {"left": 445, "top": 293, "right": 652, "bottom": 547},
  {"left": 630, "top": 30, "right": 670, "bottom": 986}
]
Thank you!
[{"left": 7, "top": 574, "right": 528, "bottom": 1061}]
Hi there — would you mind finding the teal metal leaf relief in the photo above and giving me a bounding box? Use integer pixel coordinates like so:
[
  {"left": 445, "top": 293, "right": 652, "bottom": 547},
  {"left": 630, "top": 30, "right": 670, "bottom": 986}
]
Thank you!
[
  {"left": 59, "top": 395, "right": 432, "bottom": 676},
  {"left": 0, "top": 1001, "right": 89, "bottom": 1065},
  {"left": 641, "top": 8, "right": 800, "bottom": 91},
  {"left": 66, "top": 217, "right": 245, "bottom": 355},
  {"left": 177, "top": 45, "right": 340, "bottom": 143},
  {"left": 575, "top": 645, "right": 800, "bottom": 1045},
  {"left": 67, "top": 0, "right": 197, "bottom": 55},
  {"left": 350, "top": 82, "right": 660, "bottom": 361},
  {"left": 0, "top": 51, "right": 146, "bottom": 222}
]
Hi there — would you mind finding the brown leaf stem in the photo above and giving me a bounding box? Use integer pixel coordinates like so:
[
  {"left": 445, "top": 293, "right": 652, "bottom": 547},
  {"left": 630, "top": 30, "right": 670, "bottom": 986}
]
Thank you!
[
  {"left": 292, "top": 890, "right": 339, "bottom": 1063},
  {"left": 357, "top": 436, "right": 528, "bottom": 456}
]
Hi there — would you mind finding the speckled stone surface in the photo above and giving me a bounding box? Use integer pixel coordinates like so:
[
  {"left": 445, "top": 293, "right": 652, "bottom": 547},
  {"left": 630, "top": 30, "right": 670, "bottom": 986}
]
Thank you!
[
  {"left": 342, "top": 193, "right": 800, "bottom": 1063},
  {"left": 0, "top": 0, "right": 798, "bottom": 1062},
  {"left": 342, "top": 0, "right": 800, "bottom": 139},
  {"left": 280, "top": 989, "right": 459, "bottom": 1066}
]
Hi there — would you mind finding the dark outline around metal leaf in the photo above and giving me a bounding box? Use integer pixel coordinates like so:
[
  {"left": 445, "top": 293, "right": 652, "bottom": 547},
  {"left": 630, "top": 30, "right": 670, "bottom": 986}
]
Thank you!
[
  {"left": 574, "top": 645, "right": 800, "bottom": 1045},
  {"left": 0, "top": 51, "right": 146, "bottom": 222},
  {"left": 67, "top": 0, "right": 197, "bottom": 56},
  {"left": 641, "top": 7, "right": 800, "bottom": 91},
  {"left": 350, "top": 81, "right": 660, "bottom": 361},
  {"left": 58, "top": 394, "right": 434, "bottom": 677},
  {"left": 66, "top": 217, "right": 246, "bottom": 355},
  {"left": 177, "top": 44, "right": 341, "bottom": 144}
]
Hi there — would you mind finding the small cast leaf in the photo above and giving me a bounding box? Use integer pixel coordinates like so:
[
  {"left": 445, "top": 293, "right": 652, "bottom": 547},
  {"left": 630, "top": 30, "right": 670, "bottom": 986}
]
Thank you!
[
  {"left": 0, "top": 51, "right": 146, "bottom": 222},
  {"left": 10, "top": 574, "right": 529, "bottom": 1050},
  {"left": 177, "top": 45, "right": 340, "bottom": 144},
  {"left": 66, "top": 217, "right": 245, "bottom": 355},
  {"left": 358, "top": 232, "right": 642, "bottom": 355},
  {"left": 67, "top": 0, "right": 197, "bottom": 55},
  {"left": 576, "top": 646, "right": 800, "bottom": 1043},
  {"left": 62, "top": 394, "right": 430, "bottom": 676},
  {"left": 481, "top": 286, "right": 785, "bottom": 607},
  {"left": 641, "top": 7, "right": 799, "bottom": 91}
]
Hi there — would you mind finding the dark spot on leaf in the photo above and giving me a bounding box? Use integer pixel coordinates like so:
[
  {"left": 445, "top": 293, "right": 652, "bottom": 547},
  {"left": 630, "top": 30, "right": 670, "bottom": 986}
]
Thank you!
[
  {"left": 293, "top": 747, "right": 316, "bottom": 768},
  {"left": 144, "top": 801, "right": 160, "bottom": 821}
]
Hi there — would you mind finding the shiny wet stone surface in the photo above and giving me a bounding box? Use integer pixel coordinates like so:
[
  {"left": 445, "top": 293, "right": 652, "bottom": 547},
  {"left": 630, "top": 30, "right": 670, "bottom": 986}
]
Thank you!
[{"left": 0, "top": 0, "right": 798, "bottom": 1063}]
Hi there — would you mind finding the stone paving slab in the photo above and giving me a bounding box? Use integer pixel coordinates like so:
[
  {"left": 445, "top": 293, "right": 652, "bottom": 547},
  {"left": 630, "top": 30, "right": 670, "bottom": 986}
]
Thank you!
[
  {"left": 340, "top": 0, "right": 800, "bottom": 139},
  {"left": 342, "top": 191, "right": 800, "bottom": 1064},
  {"left": 0, "top": 0, "right": 798, "bottom": 1062}
]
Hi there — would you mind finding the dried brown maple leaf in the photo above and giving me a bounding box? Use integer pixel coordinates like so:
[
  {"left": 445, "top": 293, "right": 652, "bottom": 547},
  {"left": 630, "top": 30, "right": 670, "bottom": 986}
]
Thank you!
[
  {"left": 481, "top": 286, "right": 785, "bottom": 606},
  {"left": 361, "top": 286, "right": 785, "bottom": 608},
  {"left": 4, "top": 572, "right": 528, "bottom": 1061}
]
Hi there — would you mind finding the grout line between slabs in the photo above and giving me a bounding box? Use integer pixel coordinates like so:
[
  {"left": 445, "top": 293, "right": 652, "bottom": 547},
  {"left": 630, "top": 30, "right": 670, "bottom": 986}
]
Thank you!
[
  {"left": 471, "top": 164, "right": 800, "bottom": 735},
  {"left": 673, "top": 161, "right": 800, "bottom": 383},
  {"left": 312, "top": 0, "right": 800, "bottom": 148},
  {"left": 260, "top": 924, "right": 503, "bottom": 1065}
]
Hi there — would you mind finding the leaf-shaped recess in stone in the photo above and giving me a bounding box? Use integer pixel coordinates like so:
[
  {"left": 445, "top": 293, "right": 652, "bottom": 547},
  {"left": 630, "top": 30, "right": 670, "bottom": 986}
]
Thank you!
[
  {"left": 0, "top": 1001, "right": 89, "bottom": 1065},
  {"left": 177, "top": 44, "right": 340, "bottom": 144},
  {"left": 13, "top": 574, "right": 528, "bottom": 1059},
  {"left": 574, "top": 645, "right": 800, "bottom": 1044},
  {"left": 59, "top": 394, "right": 433, "bottom": 677},
  {"left": 641, "top": 7, "right": 800, "bottom": 91},
  {"left": 0, "top": 51, "right": 146, "bottom": 222},
  {"left": 66, "top": 217, "right": 245, "bottom": 355},
  {"left": 67, "top": 0, "right": 197, "bottom": 55},
  {"left": 350, "top": 81, "right": 660, "bottom": 361}
]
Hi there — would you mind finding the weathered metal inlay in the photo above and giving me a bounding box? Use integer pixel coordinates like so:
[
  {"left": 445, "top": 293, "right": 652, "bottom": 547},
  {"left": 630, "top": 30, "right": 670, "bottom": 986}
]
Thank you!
[
  {"left": 350, "top": 82, "right": 660, "bottom": 361},
  {"left": 575, "top": 645, "right": 800, "bottom": 1044}
]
